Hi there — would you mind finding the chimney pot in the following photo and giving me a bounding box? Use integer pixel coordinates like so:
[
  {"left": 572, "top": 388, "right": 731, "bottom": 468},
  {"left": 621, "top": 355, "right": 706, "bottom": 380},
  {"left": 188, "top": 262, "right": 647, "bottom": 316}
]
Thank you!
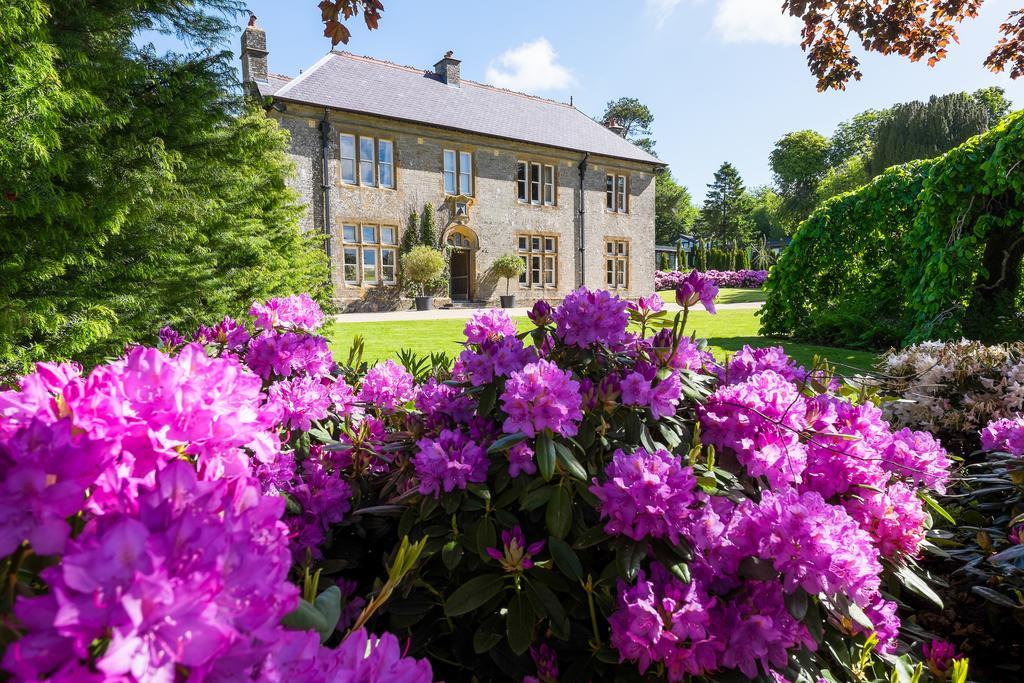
[{"left": 434, "top": 51, "right": 461, "bottom": 87}]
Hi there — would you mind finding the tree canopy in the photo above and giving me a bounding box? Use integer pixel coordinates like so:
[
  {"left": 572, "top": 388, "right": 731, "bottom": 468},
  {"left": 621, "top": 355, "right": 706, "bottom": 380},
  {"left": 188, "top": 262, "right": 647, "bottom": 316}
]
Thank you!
[
  {"left": 781, "top": 1, "right": 1024, "bottom": 89},
  {"left": 769, "top": 130, "right": 831, "bottom": 230},
  {"left": 654, "top": 171, "right": 697, "bottom": 245}
]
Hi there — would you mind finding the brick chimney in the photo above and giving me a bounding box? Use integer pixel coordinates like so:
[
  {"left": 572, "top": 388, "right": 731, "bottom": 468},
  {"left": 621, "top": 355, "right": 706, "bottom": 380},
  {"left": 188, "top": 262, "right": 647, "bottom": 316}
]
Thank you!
[
  {"left": 240, "top": 14, "right": 268, "bottom": 84},
  {"left": 604, "top": 117, "right": 626, "bottom": 137},
  {"left": 434, "top": 51, "right": 461, "bottom": 87}
]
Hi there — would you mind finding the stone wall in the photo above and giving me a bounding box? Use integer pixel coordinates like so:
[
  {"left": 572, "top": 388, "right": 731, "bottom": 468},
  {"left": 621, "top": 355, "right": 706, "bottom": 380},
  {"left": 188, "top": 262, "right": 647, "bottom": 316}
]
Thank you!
[{"left": 269, "top": 104, "right": 657, "bottom": 311}]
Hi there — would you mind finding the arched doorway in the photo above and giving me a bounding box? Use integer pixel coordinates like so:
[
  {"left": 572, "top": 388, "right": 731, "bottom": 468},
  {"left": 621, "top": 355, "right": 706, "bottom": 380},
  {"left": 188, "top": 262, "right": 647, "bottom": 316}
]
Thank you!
[{"left": 445, "top": 227, "right": 477, "bottom": 301}]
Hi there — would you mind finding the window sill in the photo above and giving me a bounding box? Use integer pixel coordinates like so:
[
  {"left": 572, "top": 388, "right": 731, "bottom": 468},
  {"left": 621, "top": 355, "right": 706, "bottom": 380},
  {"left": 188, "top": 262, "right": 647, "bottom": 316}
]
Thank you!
[{"left": 338, "top": 183, "right": 397, "bottom": 191}]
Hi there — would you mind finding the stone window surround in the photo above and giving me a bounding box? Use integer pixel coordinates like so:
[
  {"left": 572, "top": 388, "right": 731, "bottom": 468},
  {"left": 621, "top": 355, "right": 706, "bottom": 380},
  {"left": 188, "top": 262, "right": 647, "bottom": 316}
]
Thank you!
[
  {"left": 605, "top": 171, "right": 630, "bottom": 214},
  {"left": 339, "top": 222, "right": 399, "bottom": 288},
  {"left": 516, "top": 232, "right": 559, "bottom": 289},
  {"left": 605, "top": 237, "right": 631, "bottom": 289},
  {"left": 338, "top": 131, "right": 396, "bottom": 189},
  {"left": 443, "top": 148, "right": 475, "bottom": 197},
  {"left": 515, "top": 160, "right": 557, "bottom": 207}
]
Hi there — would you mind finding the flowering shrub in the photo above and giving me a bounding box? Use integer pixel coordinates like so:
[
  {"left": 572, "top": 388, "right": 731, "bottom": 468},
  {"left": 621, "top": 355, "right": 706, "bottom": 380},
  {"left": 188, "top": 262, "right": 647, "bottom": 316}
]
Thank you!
[
  {"left": 871, "top": 339, "right": 1024, "bottom": 441},
  {"left": 655, "top": 268, "right": 768, "bottom": 291},
  {"left": 0, "top": 290, "right": 960, "bottom": 682}
]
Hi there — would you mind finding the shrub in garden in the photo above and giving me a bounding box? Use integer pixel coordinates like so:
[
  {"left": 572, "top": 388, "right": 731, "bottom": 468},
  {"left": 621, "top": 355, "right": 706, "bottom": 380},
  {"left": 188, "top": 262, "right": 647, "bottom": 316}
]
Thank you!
[
  {"left": 0, "top": 287, "right": 961, "bottom": 681},
  {"left": 401, "top": 246, "right": 446, "bottom": 297},
  {"left": 869, "top": 340, "right": 1024, "bottom": 444},
  {"left": 655, "top": 269, "right": 768, "bottom": 291},
  {"left": 492, "top": 254, "right": 527, "bottom": 296}
]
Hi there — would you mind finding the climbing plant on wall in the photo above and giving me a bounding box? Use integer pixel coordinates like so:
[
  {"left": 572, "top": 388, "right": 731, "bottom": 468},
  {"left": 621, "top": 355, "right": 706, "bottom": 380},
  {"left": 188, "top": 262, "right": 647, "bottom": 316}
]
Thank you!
[{"left": 762, "top": 110, "right": 1024, "bottom": 347}]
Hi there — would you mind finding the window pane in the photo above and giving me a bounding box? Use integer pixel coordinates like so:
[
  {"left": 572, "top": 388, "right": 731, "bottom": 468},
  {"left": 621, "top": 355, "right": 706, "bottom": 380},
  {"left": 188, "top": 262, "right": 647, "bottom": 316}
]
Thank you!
[
  {"left": 343, "top": 225, "right": 357, "bottom": 242},
  {"left": 543, "top": 165, "right": 554, "bottom": 205},
  {"left": 531, "top": 255, "right": 541, "bottom": 285},
  {"left": 518, "top": 236, "right": 528, "bottom": 251},
  {"left": 378, "top": 139, "right": 393, "bottom": 163},
  {"left": 544, "top": 237, "right": 555, "bottom": 252},
  {"left": 543, "top": 256, "right": 554, "bottom": 285},
  {"left": 517, "top": 162, "right": 527, "bottom": 201},
  {"left": 344, "top": 248, "right": 358, "bottom": 283},
  {"left": 617, "top": 175, "right": 627, "bottom": 212},
  {"left": 362, "top": 225, "right": 377, "bottom": 243},
  {"left": 360, "top": 137, "right": 376, "bottom": 185},
  {"left": 363, "top": 249, "right": 377, "bottom": 284},
  {"left": 606, "top": 259, "right": 614, "bottom": 286},
  {"left": 459, "top": 151, "right": 472, "bottom": 195},
  {"left": 378, "top": 140, "right": 393, "bottom": 189},
  {"left": 380, "top": 227, "right": 395, "bottom": 244},
  {"left": 531, "top": 236, "right": 541, "bottom": 251},
  {"left": 530, "top": 163, "right": 541, "bottom": 203},
  {"left": 616, "top": 260, "right": 626, "bottom": 286},
  {"left": 341, "top": 135, "right": 356, "bottom": 184},
  {"left": 606, "top": 241, "right": 614, "bottom": 254},
  {"left": 379, "top": 163, "right": 394, "bottom": 189},
  {"left": 519, "top": 256, "right": 528, "bottom": 283},
  {"left": 443, "top": 150, "right": 456, "bottom": 194},
  {"left": 381, "top": 249, "right": 396, "bottom": 282},
  {"left": 606, "top": 175, "right": 615, "bottom": 210}
]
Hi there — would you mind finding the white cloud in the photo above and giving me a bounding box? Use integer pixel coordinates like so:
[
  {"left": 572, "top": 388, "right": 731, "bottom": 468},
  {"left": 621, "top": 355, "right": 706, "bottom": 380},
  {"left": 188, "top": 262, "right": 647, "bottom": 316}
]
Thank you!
[
  {"left": 485, "top": 38, "right": 574, "bottom": 93},
  {"left": 712, "top": 0, "right": 802, "bottom": 45},
  {"left": 645, "top": 0, "right": 685, "bottom": 27}
]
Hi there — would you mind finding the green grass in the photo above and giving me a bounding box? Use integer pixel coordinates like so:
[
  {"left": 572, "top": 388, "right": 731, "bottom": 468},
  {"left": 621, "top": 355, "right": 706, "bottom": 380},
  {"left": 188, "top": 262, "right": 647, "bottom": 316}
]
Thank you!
[
  {"left": 657, "top": 287, "right": 767, "bottom": 305},
  {"left": 328, "top": 307, "right": 877, "bottom": 372}
]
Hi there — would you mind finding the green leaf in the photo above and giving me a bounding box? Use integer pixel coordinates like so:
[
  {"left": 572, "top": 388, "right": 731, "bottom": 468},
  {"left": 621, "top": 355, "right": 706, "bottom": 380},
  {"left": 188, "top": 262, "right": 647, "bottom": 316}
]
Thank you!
[
  {"left": 444, "top": 574, "right": 506, "bottom": 616},
  {"left": 473, "top": 624, "right": 503, "bottom": 654},
  {"left": 615, "top": 540, "right": 645, "bottom": 581},
  {"left": 475, "top": 517, "right": 497, "bottom": 560},
  {"left": 546, "top": 486, "right": 572, "bottom": 539},
  {"left": 280, "top": 586, "right": 341, "bottom": 643},
  {"left": 845, "top": 601, "right": 874, "bottom": 631},
  {"left": 553, "top": 441, "right": 587, "bottom": 480},
  {"left": 521, "top": 484, "right": 554, "bottom": 511},
  {"left": 442, "top": 539, "right": 463, "bottom": 570},
  {"left": 895, "top": 563, "right": 944, "bottom": 608},
  {"left": 785, "top": 589, "right": 808, "bottom": 620},
  {"left": 919, "top": 490, "right": 955, "bottom": 524},
  {"left": 487, "top": 432, "right": 528, "bottom": 454},
  {"left": 971, "top": 586, "right": 1020, "bottom": 609},
  {"left": 536, "top": 432, "right": 556, "bottom": 481},
  {"left": 525, "top": 579, "right": 568, "bottom": 640},
  {"left": 478, "top": 385, "right": 497, "bottom": 414},
  {"left": 548, "top": 536, "right": 583, "bottom": 581},
  {"left": 506, "top": 591, "right": 535, "bottom": 655}
]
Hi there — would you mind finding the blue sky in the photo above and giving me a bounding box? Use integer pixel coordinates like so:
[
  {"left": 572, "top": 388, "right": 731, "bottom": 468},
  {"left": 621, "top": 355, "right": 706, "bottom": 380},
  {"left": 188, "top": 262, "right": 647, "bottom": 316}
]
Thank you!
[{"left": 193, "top": 0, "right": 1024, "bottom": 200}]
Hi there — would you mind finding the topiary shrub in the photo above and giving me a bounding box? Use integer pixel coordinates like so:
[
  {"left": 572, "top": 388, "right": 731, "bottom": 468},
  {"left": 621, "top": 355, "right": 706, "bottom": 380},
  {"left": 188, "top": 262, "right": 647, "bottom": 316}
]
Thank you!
[
  {"left": 402, "top": 246, "right": 446, "bottom": 296},
  {"left": 492, "top": 254, "right": 526, "bottom": 296}
]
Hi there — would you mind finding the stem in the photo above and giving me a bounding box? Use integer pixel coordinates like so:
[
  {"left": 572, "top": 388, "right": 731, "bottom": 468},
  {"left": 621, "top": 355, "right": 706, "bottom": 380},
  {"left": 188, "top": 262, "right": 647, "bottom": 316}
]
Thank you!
[
  {"left": 2, "top": 544, "right": 28, "bottom": 614},
  {"left": 584, "top": 574, "right": 601, "bottom": 647}
]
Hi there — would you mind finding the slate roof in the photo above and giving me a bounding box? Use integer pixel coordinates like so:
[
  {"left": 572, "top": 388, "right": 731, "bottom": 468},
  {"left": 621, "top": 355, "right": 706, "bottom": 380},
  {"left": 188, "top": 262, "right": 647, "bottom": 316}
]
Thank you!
[
  {"left": 257, "top": 73, "right": 292, "bottom": 98},
  {"left": 269, "top": 52, "right": 662, "bottom": 166}
]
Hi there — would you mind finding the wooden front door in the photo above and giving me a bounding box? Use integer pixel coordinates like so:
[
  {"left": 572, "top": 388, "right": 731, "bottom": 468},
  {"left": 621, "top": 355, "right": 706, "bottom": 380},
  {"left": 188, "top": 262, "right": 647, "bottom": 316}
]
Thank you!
[{"left": 449, "top": 249, "right": 471, "bottom": 300}]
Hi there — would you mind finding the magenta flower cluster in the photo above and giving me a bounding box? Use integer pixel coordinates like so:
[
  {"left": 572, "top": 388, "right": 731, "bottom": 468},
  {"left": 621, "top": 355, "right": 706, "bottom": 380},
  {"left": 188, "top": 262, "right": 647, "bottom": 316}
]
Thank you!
[
  {"left": 674, "top": 269, "right": 719, "bottom": 314},
  {"left": 981, "top": 415, "right": 1024, "bottom": 456},
  {"left": 249, "top": 292, "right": 326, "bottom": 331},
  {"left": 413, "top": 429, "right": 488, "bottom": 497},
  {"left": 500, "top": 360, "right": 583, "bottom": 438},
  {"left": 655, "top": 269, "right": 768, "bottom": 291},
  {"left": 552, "top": 287, "right": 629, "bottom": 348},
  {"left": 358, "top": 359, "right": 417, "bottom": 411}
]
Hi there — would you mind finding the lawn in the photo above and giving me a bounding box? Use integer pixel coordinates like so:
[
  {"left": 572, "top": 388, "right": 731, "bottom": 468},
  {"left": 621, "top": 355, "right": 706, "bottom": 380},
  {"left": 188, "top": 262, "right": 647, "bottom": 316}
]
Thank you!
[
  {"left": 657, "top": 287, "right": 767, "bottom": 305},
  {"left": 328, "top": 307, "right": 877, "bottom": 373}
]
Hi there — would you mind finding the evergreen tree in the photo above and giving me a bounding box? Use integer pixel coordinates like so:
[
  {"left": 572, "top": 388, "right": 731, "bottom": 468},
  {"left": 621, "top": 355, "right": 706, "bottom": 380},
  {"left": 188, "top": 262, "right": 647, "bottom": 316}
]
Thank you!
[
  {"left": 401, "top": 210, "right": 420, "bottom": 253},
  {"left": 0, "top": 0, "right": 325, "bottom": 378},
  {"left": 697, "top": 162, "right": 752, "bottom": 246},
  {"left": 419, "top": 203, "right": 438, "bottom": 247},
  {"left": 868, "top": 92, "right": 992, "bottom": 175}
]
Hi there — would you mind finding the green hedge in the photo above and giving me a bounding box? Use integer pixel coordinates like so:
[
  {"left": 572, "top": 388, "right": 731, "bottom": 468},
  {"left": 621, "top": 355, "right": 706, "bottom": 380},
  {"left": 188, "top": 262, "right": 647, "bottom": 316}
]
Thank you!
[{"left": 761, "top": 111, "right": 1024, "bottom": 348}]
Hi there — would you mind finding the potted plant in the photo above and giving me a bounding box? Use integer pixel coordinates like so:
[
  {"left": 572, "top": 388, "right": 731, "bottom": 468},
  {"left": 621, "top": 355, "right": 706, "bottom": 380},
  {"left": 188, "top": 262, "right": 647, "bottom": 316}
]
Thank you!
[
  {"left": 402, "top": 246, "right": 446, "bottom": 311},
  {"left": 492, "top": 254, "right": 525, "bottom": 308}
]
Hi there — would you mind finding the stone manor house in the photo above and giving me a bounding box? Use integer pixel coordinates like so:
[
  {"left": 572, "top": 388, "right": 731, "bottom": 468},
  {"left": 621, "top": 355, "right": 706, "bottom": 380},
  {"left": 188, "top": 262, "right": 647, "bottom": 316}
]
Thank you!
[{"left": 241, "top": 20, "right": 662, "bottom": 310}]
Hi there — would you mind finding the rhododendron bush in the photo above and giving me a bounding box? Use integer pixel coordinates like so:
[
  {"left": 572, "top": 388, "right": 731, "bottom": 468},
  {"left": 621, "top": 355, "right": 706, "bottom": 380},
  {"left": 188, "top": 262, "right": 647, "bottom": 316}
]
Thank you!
[
  {"left": 655, "top": 269, "right": 768, "bottom": 291},
  {"left": 0, "top": 288, "right": 962, "bottom": 682}
]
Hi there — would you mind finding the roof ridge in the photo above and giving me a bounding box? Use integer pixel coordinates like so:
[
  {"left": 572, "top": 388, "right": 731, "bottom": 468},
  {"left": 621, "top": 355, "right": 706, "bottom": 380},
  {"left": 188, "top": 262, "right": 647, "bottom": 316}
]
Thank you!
[{"left": 330, "top": 50, "right": 575, "bottom": 109}]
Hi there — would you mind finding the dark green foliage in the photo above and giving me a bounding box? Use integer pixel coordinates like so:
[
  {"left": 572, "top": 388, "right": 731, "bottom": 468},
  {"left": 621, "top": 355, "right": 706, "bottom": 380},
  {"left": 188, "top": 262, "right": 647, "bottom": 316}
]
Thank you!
[
  {"left": 654, "top": 170, "right": 697, "bottom": 244},
  {"left": 0, "top": 0, "right": 326, "bottom": 378},
  {"left": 419, "top": 203, "right": 438, "bottom": 247},
  {"left": 600, "top": 96, "right": 655, "bottom": 154},
  {"left": 762, "top": 111, "right": 1024, "bottom": 348},
  {"left": 401, "top": 210, "right": 419, "bottom": 254},
  {"left": 696, "top": 162, "right": 751, "bottom": 245},
  {"left": 868, "top": 92, "right": 992, "bottom": 177}
]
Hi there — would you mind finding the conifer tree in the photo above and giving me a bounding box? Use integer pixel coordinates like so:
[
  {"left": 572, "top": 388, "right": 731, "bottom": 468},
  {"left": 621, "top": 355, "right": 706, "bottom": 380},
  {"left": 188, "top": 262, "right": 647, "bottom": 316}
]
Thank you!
[
  {"left": 420, "top": 203, "right": 439, "bottom": 247},
  {"left": 401, "top": 210, "right": 420, "bottom": 254},
  {"left": 698, "top": 163, "right": 752, "bottom": 246}
]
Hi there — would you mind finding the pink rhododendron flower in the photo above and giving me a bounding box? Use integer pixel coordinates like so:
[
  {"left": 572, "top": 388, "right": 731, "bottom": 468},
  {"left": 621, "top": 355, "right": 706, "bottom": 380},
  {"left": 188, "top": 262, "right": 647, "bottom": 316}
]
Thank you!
[
  {"left": 627, "top": 293, "right": 664, "bottom": 315},
  {"left": 413, "top": 429, "right": 488, "bottom": 497},
  {"left": 268, "top": 374, "right": 334, "bottom": 431},
  {"left": 463, "top": 308, "right": 517, "bottom": 344},
  {"left": 246, "top": 331, "right": 335, "bottom": 379},
  {"left": 591, "top": 448, "right": 699, "bottom": 545},
  {"left": 980, "top": 415, "right": 1024, "bottom": 456},
  {"left": 500, "top": 360, "right": 583, "bottom": 438},
  {"left": 192, "top": 315, "right": 251, "bottom": 349},
  {"left": 721, "top": 345, "right": 806, "bottom": 384},
  {"left": 508, "top": 442, "right": 536, "bottom": 477},
  {"left": 674, "top": 270, "right": 718, "bottom": 314},
  {"left": 843, "top": 481, "right": 927, "bottom": 558},
  {"left": 552, "top": 287, "right": 629, "bottom": 348},
  {"left": 884, "top": 428, "right": 952, "bottom": 493},
  {"left": 358, "top": 360, "right": 416, "bottom": 411},
  {"left": 250, "top": 293, "right": 325, "bottom": 331},
  {"left": 923, "top": 639, "right": 958, "bottom": 675}
]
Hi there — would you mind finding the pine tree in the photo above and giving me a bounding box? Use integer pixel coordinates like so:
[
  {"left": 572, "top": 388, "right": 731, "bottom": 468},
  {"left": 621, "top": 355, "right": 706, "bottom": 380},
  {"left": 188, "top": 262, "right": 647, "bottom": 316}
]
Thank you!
[
  {"left": 420, "top": 203, "right": 438, "bottom": 247},
  {"left": 401, "top": 210, "right": 420, "bottom": 254},
  {"left": 698, "top": 163, "right": 752, "bottom": 246}
]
